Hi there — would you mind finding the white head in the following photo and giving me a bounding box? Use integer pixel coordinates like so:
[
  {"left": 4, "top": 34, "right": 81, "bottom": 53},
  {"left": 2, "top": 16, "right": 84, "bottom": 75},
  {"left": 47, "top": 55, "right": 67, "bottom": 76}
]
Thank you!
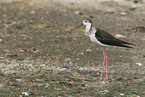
[
  {"left": 73, "top": 18, "right": 93, "bottom": 33},
  {"left": 83, "top": 18, "right": 92, "bottom": 33},
  {"left": 83, "top": 18, "right": 92, "bottom": 26}
]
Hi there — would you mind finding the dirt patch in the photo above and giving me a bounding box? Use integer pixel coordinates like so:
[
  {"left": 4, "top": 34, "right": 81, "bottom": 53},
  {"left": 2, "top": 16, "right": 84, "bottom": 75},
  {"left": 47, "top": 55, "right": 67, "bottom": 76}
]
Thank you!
[{"left": 0, "top": 0, "right": 145, "bottom": 96}]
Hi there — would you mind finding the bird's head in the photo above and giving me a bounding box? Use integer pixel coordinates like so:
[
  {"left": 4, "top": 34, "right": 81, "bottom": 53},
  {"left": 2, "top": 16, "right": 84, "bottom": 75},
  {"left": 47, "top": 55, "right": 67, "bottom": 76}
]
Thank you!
[
  {"left": 72, "top": 18, "right": 92, "bottom": 30},
  {"left": 82, "top": 18, "right": 92, "bottom": 26}
]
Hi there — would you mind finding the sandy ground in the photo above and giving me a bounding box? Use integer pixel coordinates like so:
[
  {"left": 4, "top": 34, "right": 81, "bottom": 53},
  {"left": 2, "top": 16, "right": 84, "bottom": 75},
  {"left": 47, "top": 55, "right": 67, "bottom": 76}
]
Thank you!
[{"left": 0, "top": 0, "right": 145, "bottom": 96}]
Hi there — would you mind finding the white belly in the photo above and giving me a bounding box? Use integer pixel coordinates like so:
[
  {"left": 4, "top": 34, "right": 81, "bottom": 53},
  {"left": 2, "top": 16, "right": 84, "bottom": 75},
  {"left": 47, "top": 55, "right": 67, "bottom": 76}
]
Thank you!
[{"left": 89, "top": 33, "right": 108, "bottom": 47}]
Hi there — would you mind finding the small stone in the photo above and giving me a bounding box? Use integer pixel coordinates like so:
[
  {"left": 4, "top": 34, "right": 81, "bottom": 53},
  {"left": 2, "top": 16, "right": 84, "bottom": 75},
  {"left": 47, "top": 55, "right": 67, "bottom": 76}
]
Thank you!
[
  {"left": 120, "top": 93, "right": 125, "bottom": 96},
  {"left": 16, "top": 79, "right": 22, "bottom": 82},
  {"left": 22, "top": 92, "right": 29, "bottom": 96},
  {"left": 104, "top": 90, "right": 109, "bottom": 93},
  {"left": 36, "top": 79, "right": 44, "bottom": 82},
  {"left": 86, "top": 49, "right": 92, "bottom": 53},
  {"left": 74, "top": 11, "right": 80, "bottom": 14},
  {"left": 12, "top": 22, "right": 17, "bottom": 25},
  {"left": 29, "top": 20, "right": 33, "bottom": 23},
  {"left": 76, "top": 58, "right": 80, "bottom": 60},
  {"left": 64, "top": 58, "right": 71, "bottom": 61},
  {"left": 19, "top": 95, "right": 22, "bottom": 97},
  {"left": 74, "top": 11, "right": 83, "bottom": 15},
  {"left": 55, "top": 88, "right": 62, "bottom": 91},
  {"left": 78, "top": 52, "right": 84, "bottom": 55},
  {"left": 29, "top": 2, "right": 33, "bottom": 5},
  {"left": 19, "top": 50, "right": 24, "bottom": 52},
  {"left": 30, "top": 10, "right": 35, "bottom": 14},
  {"left": 64, "top": 28, "right": 71, "bottom": 31},
  {"left": 45, "top": 86, "right": 49, "bottom": 88},
  {"left": 114, "top": 34, "right": 127, "bottom": 38},
  {"left": 73, "top": 38, "right": 77, "bottom": 41},
  {"left": 120, "top": 12, "right": 128, "bottom": 16},
  {"left": 136, "top": 63, "right": 143, "bottom": 66},
  {"left": 99, "top": 81, "right": 106, "bottom": 84}
]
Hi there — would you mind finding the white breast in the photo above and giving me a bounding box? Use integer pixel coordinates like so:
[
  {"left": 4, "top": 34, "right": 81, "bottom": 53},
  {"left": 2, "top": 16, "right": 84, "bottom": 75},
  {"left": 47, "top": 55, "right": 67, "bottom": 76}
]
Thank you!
[{"left": 88, "top": 33, "right": 108, "bottom": 47}]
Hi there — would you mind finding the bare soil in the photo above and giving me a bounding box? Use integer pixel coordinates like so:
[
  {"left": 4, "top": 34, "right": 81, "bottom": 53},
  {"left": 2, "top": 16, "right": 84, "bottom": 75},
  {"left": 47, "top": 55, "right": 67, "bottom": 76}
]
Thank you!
[{"left": 0, "top": 1, "right": 145, "bottom": 96}]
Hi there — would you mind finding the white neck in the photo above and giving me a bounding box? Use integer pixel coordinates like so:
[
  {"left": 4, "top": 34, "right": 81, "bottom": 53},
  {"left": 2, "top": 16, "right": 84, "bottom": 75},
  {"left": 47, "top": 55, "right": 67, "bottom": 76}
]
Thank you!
[{"left": 85, "top": 23, "right": 92, "bottom": 33}]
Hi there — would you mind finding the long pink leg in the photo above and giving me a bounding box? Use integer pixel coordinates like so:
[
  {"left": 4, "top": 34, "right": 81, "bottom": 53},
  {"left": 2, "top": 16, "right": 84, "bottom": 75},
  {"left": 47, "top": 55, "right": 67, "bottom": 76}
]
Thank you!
[
  {"left": 104, "top": 49, "right": 108, "bottom": 80},
  {"left": 99, "top": 47, "right": 105, "bottom": 81}
]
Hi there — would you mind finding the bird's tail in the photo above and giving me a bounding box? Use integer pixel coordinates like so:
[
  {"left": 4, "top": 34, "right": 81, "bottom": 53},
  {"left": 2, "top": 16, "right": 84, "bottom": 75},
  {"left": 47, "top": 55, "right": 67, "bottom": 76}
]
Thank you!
[
  {"left": 120, "top": 40, "right": 134, "bottom": 45},
  {"left": 120, "top": 45, "right": 133, "bottom": 48}
]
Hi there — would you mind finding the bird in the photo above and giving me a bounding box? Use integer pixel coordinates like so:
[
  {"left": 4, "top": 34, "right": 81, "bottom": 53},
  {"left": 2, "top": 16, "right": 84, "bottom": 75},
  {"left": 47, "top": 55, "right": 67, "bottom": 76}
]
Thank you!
[{"left": 72, "top": 18, "right": 133, "bottom": 81}]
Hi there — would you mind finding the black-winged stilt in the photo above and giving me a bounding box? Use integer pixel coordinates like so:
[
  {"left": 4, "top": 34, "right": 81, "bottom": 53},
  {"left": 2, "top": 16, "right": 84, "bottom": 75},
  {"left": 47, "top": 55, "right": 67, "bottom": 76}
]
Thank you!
[{"left": 73, "top": 18, "right": 133, "bottom": 81}]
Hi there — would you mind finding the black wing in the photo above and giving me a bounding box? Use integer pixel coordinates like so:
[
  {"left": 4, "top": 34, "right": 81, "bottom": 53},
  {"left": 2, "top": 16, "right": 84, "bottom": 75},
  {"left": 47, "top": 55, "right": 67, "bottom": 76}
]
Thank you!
[{"left": 95, "top": 28, "right": 132, "bottom": 48}]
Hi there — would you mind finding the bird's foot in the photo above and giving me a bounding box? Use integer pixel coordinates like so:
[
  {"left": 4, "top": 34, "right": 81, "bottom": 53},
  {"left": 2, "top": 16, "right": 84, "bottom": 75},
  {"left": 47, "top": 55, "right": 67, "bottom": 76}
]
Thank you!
[
  {"left": 99, "top": 78, "right": 102, "bottom": 81},
  {"left": 104, "top": 77, "right": 108, "bottom": 80}
]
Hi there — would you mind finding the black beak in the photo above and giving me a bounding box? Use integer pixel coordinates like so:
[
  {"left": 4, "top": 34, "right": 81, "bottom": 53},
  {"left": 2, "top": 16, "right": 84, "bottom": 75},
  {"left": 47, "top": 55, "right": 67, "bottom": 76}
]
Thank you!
[{"left": 71, "top": 23, "right": 83, "bottom": 31}]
